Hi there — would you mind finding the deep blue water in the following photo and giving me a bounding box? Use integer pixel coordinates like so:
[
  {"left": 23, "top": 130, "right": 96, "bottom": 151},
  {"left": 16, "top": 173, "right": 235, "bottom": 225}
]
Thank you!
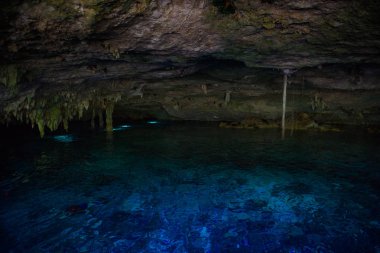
[{"left": 0, "top": 122, "right": 379, "bottom": 253}]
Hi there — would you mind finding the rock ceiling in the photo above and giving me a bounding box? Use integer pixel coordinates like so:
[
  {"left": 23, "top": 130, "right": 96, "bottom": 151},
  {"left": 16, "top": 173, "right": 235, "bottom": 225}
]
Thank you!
[
  {"left": 1, "top": 0, "right": 379, "bottom": 84},
  {"left": 1, "top": 0, "right": 380, "bottom": 134}
]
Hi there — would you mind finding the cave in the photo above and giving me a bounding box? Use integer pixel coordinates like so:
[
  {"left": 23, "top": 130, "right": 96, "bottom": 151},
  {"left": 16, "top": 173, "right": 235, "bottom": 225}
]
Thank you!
[{"left": 0, "top": 1, "right": 379, "bottom": 252}]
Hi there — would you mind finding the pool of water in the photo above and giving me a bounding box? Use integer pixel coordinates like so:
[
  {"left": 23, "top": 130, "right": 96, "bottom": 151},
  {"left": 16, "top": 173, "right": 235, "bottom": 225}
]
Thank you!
[{"left": 0, "top": 123, "right": 379, "bottom": 253}]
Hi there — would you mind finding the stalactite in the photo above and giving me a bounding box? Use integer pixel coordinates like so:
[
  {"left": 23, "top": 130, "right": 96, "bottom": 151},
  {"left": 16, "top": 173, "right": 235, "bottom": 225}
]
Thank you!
[
  {"left": 62, "top": 106, "right": 69, "bottom": 132},
  {"left": 78, "top": 105, "right": 84, "bottom": 119},
  {"left": 224, "top": 91, "right": 231, "bottom": 106},
  {"left": 201, "top": 84, "right": 208, "bottom": 95},
  {"left": 281, "top": 69, "right": 297, "bottom": 139},
  {"left": 63, "top": 118, "right": 69, "bottom": 132},
  {"left": 1, "top": 89, "right": 122, "bottom": 137},
  {"left": 105, "top": 102, "right": 114, "bottom": 132},
  {"left": 0, "top": 64, "right": 19, "bottom": 89},
  {"left": 128, "top": 83, "right": 145, "bottom": 99},
  {"left": 91, "top": 109, "right": 95, "bottom": 129},
  {"left": 281, "top": 72, "right": 288, "bottom": 139},
  {"left": 311, "top": 94, "right": 327, "bottom": 112},
  {"left": 98, "top": 110, "right": 104, "bottom": 128},
  {"left": 36, "top": 117, "right": 45, "bottom": 138},
  {"left": 46, "top": 106, "right": 61, "bottom": 132}
]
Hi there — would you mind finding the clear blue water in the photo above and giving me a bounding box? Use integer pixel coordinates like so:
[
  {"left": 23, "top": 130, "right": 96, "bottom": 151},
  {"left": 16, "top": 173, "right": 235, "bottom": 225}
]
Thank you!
[{"left": 0, "top": 123, "right": 379, "bottom": 253}]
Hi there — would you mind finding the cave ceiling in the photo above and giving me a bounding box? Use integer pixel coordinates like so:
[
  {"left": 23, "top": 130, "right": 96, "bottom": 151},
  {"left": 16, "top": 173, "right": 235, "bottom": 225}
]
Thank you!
[{"left": 1, "top": 0, "right": 380, "bottom": 133}]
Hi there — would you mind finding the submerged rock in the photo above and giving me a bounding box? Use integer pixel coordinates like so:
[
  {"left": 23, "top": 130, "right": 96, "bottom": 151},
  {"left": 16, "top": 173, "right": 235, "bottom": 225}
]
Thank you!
[{"left": 66, "top": 203, "right": 88, "bottom": 215}]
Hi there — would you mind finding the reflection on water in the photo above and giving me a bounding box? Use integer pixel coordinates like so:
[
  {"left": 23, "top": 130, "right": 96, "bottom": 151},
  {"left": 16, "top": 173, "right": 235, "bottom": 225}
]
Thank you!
[
  {"left": 112, "top": 124, "right": 132, "bottom": 131},
  {"left": 53, "top": 134, "right": 76, "bottom": 143},
  {"left": 0, "top": 123, "right": 379, "bottom": 252}
]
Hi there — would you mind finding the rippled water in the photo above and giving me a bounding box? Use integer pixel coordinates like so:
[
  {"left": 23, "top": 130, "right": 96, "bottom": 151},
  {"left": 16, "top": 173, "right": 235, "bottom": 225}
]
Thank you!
[{"left": 0, "top": 123, "right": 379, "bottom": 253}]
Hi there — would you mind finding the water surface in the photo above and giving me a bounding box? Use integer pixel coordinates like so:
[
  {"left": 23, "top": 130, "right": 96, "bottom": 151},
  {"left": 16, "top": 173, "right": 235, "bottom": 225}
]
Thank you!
[{"left": 0, "top": 123, "right": 379, "bottom": 252}]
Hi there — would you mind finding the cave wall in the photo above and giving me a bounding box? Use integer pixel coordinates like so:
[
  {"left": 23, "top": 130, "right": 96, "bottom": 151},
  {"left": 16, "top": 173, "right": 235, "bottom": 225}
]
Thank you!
[
  {"left": 0, "top": 0, "right": 380, "bottom": 135},
  {"left": 113, "top": 63, "right": 380, "bottom": 126}
]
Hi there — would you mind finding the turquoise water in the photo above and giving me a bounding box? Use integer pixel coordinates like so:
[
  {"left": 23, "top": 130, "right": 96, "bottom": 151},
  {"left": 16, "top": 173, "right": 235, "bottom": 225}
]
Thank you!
[{"left": 0, "top": 123, "right": 379, "bottom": 253}]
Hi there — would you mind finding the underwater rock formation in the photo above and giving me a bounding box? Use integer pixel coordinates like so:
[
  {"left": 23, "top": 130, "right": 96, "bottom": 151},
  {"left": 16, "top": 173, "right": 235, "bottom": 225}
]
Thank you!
[{"left": 0, "top": 0, "right": 379, "bottom": 134}]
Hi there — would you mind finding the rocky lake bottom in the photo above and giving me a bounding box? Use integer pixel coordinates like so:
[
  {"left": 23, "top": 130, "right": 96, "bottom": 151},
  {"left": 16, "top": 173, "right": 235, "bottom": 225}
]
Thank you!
[{"left": 0, "top": 122, "right": 379, "bottom": 253}]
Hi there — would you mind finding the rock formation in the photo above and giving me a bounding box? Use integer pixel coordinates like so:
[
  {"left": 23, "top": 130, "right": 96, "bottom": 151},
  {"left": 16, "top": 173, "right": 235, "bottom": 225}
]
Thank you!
[{"left": 1, "top": 0, "right": 379, "bottom": 135}]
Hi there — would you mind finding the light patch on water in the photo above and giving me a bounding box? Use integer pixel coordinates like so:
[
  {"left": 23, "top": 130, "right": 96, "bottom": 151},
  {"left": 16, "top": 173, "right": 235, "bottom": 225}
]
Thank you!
[
  {"left": 147, "top": 120, "right": 159, "bottom": 124},
  {"left": 53, "top": 134, "right": 76, "bottom": 143},
  {"left": 112, "top": 125, "right": 132, "bottom": 131}
]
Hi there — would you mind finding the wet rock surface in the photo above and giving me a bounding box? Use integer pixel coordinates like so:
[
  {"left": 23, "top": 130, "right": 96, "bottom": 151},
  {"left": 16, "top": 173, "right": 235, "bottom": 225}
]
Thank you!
[
  {"left": 1, "top": 62, "right": 380, "bottom": 135},
  {"left": 0, "top": 1, "right": 380, "bottom": 131}
]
